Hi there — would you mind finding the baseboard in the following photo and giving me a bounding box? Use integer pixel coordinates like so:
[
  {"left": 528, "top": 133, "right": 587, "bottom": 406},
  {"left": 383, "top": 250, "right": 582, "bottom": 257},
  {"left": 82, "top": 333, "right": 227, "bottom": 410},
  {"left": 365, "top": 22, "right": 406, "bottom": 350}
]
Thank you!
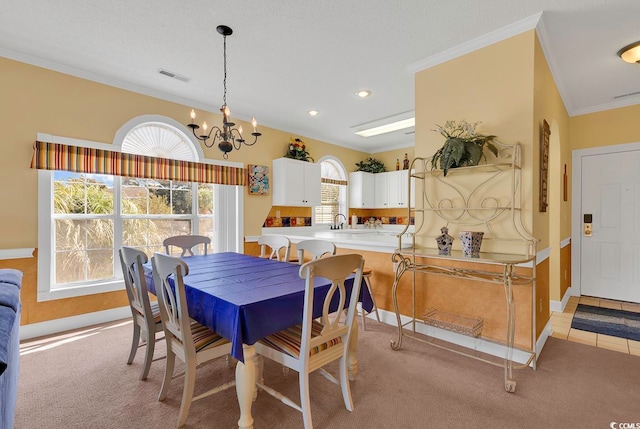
[
  {"left": 550, "top": 286, "right": 573, "bottom": 313},
  {"left": 20, "top": 306, "right": 131, "bottom": 340},
  {"left": 373, "top": 308, "right": 541, "bottom": 366},
  {"left": 536, "top": 319, "right": 552, "bottom": 362}
]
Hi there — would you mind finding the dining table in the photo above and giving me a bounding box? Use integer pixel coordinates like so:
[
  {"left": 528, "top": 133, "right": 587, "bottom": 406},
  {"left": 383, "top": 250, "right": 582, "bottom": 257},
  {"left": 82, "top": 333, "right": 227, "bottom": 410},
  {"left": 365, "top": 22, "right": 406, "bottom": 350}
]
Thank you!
[{"left": 143, "top": 251, "right": 372, "bottom": 429}]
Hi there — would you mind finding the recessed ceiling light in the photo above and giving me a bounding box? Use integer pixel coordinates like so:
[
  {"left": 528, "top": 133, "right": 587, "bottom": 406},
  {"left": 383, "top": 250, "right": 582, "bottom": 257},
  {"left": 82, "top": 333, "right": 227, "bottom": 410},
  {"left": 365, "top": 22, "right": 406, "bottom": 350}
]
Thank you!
[
  {"left": 356, "top": 90, "right": 371, "bottom": 98},
  {"left": 308, "top": 110, "right": 320, "bottom": 116}
]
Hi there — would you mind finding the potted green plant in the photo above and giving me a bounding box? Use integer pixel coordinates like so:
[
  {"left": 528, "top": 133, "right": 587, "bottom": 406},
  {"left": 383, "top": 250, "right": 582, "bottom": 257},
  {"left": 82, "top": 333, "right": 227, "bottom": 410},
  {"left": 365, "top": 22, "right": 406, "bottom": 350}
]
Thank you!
[
  {"left": 355, "top": 157, "right": 386, "bottom": 173},
  {"left": 431, "top": 120, "right": 498, "bottom": 176}
]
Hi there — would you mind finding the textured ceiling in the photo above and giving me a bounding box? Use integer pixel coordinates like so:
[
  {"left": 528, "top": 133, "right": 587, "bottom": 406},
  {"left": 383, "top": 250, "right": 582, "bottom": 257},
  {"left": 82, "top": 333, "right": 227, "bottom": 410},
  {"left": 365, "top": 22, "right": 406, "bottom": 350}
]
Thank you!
[{"left": 1, "top": 0, "right": 639, "bottom": 153}]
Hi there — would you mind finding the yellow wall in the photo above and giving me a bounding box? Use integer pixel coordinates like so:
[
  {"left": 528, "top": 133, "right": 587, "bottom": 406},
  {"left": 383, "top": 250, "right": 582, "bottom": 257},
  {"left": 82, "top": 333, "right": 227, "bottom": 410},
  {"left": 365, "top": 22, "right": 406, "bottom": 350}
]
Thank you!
[
  {"left": 414, "top": 30, "right": 553, "bottom": 331},
  {"left": 414, "top": 31, "right": 536, "bottom": 238},
  {"left": 532, "top": 35, "right": 571, "bottom": 302},
  {"left": 370, "top": 147, "right": 415, "bottom": 172},
  {"left": 569, "top": 104, "right": 640, "bottom": 150}
]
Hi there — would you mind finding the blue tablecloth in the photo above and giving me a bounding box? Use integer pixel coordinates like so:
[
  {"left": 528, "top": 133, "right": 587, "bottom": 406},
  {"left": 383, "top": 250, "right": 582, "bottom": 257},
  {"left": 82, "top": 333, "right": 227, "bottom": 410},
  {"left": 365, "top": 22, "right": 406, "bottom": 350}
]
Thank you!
[{"left": 144, "top": 252, "right": 372, "bottom": 362}]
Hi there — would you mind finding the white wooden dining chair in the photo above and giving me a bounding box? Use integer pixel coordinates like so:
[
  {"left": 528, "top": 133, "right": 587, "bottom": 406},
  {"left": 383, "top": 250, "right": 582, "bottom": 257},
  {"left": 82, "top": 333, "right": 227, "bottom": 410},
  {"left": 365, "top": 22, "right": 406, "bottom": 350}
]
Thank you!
[
  {"left": 295, "top": 239, "right": 336, "bottom": 264},
  {"left": 119, "top": 246, "right": 164, "bottom": 380},
  {"left": 151, "top": 253, "right": 234, "bottom": 428},
  {"left": 258, "top": 234, "right": 293, "bottom": 262},
  {"left": 254, "top": 254, "right": 365, "bottom": 429},
  {"left": 163, "top": 235, "right": 210, "bottom": 257}
]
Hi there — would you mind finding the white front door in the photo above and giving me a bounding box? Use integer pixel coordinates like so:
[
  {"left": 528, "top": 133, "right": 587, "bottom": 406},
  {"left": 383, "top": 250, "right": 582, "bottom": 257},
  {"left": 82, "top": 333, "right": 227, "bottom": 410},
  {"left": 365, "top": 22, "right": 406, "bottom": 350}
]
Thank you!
[{"left": 580, "top": 149, "right": 640, "bottom": 303}]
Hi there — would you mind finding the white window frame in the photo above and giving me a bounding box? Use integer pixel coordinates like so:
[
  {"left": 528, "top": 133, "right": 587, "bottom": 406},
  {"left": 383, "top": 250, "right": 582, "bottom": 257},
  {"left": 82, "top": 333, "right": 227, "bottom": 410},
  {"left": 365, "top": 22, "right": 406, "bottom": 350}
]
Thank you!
[
  {"left": 314, "top": 155, "right": 348, "bottom": 225},
  {"left": 37, "top": 122, "right": 243, "bottom": 301}
]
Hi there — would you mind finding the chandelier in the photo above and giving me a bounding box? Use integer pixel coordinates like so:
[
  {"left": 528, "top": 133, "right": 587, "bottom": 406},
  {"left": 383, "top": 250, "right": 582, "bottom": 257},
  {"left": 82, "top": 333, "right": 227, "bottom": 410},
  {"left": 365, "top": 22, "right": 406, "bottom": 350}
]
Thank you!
[{"left": 188, "top": 25, "right": 261, "bottom": 159}]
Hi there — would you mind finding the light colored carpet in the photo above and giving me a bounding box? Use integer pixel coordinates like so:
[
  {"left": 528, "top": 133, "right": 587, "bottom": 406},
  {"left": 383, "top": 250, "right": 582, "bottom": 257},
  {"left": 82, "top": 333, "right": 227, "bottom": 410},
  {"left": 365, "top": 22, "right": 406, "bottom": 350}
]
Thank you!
[{"left": 15, "top": 318, "right": 640, "bottom": 428}]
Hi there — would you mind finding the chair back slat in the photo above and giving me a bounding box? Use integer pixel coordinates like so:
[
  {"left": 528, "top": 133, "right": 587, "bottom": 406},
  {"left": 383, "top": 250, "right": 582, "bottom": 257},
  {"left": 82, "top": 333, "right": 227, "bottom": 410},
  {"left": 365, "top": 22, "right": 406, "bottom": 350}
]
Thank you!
[
  {"left": 163, "top": 235, "right": 210, "bottom": 257},
  {"left": 258, "top": 235, "right": 292, "bottom": 262},
  {"left": 296, "top": 239, "right": 336, "bottom": 264},
  {"left": 152, "top": 253, "right": 192, "bottom": 347},
  {"left": 119, "top": 247, "right": 152, "bottom": 320},
  {"left": 298, "top": 254, "right": 364, "bottom": 357}
]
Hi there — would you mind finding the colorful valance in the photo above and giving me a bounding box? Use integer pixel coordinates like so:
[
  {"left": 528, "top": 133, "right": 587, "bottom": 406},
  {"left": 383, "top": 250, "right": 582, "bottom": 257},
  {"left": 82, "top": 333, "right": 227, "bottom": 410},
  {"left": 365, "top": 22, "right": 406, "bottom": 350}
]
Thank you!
[
  {"left": 321, "top": 178, "right": 348, "bottom": 186},
  {"left": 30, "top": 141, "right": 246, "bottom": 186}
]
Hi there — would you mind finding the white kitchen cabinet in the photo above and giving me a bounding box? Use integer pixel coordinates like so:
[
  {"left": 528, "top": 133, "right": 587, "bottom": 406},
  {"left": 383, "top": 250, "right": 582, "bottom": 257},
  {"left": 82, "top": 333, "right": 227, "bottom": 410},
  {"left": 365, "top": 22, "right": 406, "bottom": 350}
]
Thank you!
[
  {"left": 373, "top": 170, "right": 414, "bottom": 208},
  {"left": 349, "top": 171, "right": 375, "bottom": 208},
  {"left": 272, "top": 157, "right": 321, "bottom": 207},
  {"left": 374, "top": 172, "right": 390, "bottom": 208},
  {"left": 389, "top": 169, "right": 415, "bottom": 208}
]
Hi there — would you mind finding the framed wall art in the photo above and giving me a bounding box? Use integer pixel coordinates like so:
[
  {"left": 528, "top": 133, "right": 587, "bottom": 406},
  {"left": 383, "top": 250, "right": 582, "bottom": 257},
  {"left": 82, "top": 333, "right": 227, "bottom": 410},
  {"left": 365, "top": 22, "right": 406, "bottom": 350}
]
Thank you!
[
  {"left": 539, "top": 120, "right": 550, "bottom": 212},
  {"left": 248, "top": 164, "right": 269, "bottom": 196}
]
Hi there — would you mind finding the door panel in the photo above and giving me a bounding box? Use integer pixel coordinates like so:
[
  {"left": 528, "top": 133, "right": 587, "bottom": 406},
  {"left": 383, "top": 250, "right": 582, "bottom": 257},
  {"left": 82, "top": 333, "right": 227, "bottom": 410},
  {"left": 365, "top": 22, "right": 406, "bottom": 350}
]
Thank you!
[{"left": 581, "top": 151, "right": 640, "bottom": 302}]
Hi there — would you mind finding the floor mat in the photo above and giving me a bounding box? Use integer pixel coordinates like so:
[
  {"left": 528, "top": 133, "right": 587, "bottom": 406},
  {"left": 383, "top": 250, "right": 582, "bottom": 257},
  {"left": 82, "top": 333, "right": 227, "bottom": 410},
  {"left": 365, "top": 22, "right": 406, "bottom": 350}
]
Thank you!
[{"left": 571, "top": 304, "right": 640, "bottom": 341}]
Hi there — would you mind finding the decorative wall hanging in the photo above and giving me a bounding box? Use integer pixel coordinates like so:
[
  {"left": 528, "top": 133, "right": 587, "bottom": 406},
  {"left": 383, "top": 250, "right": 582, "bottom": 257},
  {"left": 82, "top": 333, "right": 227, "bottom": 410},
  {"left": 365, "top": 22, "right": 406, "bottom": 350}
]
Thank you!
[
  {"left": 563, "top": 164, "right": 568, "bottom": 202},
  {"left": 248, "top": 164, "right": 269, "bottom": 195},
  {"left": 540, "top": 120, "right": 550, "bottom": 212}
]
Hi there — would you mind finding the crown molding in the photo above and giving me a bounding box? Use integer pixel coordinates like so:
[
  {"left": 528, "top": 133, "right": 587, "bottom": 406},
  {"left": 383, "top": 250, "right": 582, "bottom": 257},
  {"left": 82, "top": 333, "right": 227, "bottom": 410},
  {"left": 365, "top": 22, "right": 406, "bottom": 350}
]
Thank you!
[{"left": 408, "top": 12, "right": 542, "bottom": 73}]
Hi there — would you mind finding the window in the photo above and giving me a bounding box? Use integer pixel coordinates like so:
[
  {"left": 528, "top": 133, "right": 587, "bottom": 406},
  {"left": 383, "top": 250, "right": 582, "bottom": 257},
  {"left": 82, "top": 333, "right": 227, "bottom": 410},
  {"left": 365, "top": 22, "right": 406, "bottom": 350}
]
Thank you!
[
  {"left": 314, "top": 157, "right": 347, "bottom": 225},
  {"left": 37, "top": 117, "right": 243, "bottom": 301}
]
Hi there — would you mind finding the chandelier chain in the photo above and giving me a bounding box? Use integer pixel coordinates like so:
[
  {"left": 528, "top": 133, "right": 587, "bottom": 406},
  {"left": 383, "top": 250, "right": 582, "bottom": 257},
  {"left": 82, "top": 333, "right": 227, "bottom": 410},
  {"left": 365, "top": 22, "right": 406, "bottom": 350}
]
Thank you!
[{"left": 222, "top": 34, "right": 227, "bottom": 107}]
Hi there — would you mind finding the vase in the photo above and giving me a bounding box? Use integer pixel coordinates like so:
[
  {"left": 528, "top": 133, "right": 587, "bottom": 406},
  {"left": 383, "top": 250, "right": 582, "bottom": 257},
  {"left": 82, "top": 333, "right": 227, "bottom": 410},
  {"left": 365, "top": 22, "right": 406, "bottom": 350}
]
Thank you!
[
  {"left": 459, "top": 231, "right": 484, "bottom": 257},
  {"left": 435, "top": 226, "right": 453, "bottom": 255}
]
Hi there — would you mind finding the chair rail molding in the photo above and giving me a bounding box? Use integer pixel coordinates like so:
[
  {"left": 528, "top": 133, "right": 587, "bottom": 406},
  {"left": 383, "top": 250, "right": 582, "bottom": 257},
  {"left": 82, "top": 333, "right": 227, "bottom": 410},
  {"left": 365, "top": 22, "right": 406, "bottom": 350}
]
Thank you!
[{"left": 0, "top": 248, "right": 35, "bottom": 260}]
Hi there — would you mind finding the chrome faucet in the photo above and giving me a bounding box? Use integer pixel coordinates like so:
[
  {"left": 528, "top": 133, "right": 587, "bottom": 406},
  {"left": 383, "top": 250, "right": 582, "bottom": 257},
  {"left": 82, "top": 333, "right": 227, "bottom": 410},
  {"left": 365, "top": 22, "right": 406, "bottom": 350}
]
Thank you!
[{"left": 332, "top": 213, "right": 347, "bottom": 229}]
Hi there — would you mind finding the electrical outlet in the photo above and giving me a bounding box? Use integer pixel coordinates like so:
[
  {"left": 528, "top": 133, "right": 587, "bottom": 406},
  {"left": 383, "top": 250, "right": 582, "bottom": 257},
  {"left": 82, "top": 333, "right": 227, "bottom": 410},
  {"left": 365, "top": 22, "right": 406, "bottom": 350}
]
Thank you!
[
  {"left": 393, "top": 261, "right": 399, "bottom": 273},
  {"left": 275, "top": 210, "right": 280, "bottom": 218}
]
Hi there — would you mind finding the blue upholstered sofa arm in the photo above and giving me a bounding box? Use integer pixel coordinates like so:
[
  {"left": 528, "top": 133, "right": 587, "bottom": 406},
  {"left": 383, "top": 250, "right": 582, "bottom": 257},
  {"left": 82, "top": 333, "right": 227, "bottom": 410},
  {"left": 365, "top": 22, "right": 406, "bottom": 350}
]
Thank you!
[{"left": 0, "top": 268, "right": 22, "bottom": 429}]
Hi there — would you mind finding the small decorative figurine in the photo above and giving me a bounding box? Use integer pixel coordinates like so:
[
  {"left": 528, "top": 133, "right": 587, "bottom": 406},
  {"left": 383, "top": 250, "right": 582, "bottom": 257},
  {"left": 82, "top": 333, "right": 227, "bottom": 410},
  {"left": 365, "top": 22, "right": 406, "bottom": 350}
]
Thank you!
[
  {"left": 403, "top": 153, "right": 410, "bottom": 170},
  {"left": 436, "top": 226, "right": 454, "bottom": 255},
  {"left": 396, "top": 158, "right": 400, "bottom": 170}
]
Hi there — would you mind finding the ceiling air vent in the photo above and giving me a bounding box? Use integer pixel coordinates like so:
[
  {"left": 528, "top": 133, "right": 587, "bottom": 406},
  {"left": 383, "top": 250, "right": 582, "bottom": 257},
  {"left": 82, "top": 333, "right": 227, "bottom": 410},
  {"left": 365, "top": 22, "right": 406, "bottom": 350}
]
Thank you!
[
  {"left": 158, "top": 68, "right": 191, "bottom": 83},
  {"left": 613, "top": 90, "right": 640, "bottom": 99}
]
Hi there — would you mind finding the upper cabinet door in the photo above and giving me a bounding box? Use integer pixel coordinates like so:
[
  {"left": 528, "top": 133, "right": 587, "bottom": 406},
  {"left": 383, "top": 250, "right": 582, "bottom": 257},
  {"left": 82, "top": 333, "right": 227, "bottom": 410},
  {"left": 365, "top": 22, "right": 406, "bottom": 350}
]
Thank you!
[
  {"left": 389, "top": 170, "right": 414, "bottom": 208},
  {"left": 374, "top": 173, "right": 389, "bottom": 208},
  {"left": 349, "top": 171, "right": 375, "bottom": 208},
  {"left": 272, "top": 158, "right": 321, "bottom": 207}
]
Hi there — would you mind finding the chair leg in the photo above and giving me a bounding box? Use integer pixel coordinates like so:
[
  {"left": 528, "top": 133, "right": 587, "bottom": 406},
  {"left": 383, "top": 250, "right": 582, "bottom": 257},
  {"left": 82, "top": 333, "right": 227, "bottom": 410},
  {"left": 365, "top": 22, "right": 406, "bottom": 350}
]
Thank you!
[
  {"left": 128, "top": 323, "right": 141, "bottom": 364},
  {"left": 177, "top": 361, "right": 196, "bottom": 427},
  {"left": 140, "top": 327, "right": 155, "bottom": 380},
  {"left": 299, "top": 372, "right": 313, "bottom": 429},
  {"left": 158, "top": 348, "right": 175, "bottom": 401},
  {"left": 339, "top": 355, "right": 354, "bottom": 411}
]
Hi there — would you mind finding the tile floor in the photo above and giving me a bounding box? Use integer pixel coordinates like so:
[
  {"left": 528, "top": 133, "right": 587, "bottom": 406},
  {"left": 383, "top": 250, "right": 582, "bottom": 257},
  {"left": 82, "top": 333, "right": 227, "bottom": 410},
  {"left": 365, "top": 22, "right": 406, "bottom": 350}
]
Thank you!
[{"left": 551, "top": 295, "right": 640, "bottom": 356}]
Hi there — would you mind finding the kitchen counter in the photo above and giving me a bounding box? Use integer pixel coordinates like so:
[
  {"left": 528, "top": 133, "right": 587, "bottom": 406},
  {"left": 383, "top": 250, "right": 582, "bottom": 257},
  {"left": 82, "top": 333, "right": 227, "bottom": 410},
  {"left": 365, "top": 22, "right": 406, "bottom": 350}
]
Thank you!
[{"left": 248, "top": 226, "right": 414, "bottom": 253}]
